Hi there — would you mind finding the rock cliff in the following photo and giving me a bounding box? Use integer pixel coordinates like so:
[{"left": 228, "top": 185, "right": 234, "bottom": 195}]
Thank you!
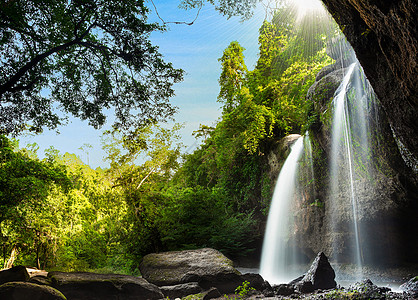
[
  {"left": 320, "top": 0, "right": 418, "bottom": 171},
  {"left": 292, "top": 54, "right": 418, "bottom": 267}
]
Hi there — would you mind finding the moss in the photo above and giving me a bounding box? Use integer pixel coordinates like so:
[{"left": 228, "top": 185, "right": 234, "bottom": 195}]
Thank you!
[
  {"left": 323, "top": 289, "right": 361, "bottom": 299},
  {"left": 182, "top": 292, "right": 205, "bottom": 300}
]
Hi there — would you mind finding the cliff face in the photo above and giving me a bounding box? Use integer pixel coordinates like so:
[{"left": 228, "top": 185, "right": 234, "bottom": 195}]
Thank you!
[
  {"left": 293, "top": 56, "right": 418, "bottom": 267},
  {"left": 320, "top": 0, "right": 417, "bottom": 169}
]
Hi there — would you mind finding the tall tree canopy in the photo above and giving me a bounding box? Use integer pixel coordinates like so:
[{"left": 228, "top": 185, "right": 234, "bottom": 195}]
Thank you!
[
  {"left": 218, "top": 41, "right": 247, "bottom": 113},
  {"left": 0, "top": 0, "right": 183, "bottom": 135}
]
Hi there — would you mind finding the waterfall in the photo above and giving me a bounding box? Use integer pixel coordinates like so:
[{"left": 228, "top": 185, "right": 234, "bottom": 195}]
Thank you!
[
  {"left": 259, "top": 56, "right": 378, "bottom": 283},
  {"left": 260, "top": 136, "right": 305, "bottom": 284},
  {"left": 328, "top": 58, "right": 376, "bottom": 279},
  {"left": 329, "top": 63, "right": 362, "bottom": 277}
]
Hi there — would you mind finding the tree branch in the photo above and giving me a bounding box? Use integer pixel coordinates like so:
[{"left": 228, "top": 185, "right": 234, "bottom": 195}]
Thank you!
[
  {"left": 150, "top": 0, "right": 203, "bottom": 26},
  {"left": 136, "top": 166, "right": 157, "bottom": 190},
  {"left": 0, "top": 23, "right": 95, "bottom": 97}
]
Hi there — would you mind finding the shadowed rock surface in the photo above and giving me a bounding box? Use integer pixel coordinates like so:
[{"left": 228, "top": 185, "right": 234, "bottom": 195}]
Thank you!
[
  {"left": 298, "top": 252, "right": 336, "bottom": 291},
  {"left": 160, "top": 282, "right": 202, "bottom": 299},
  {"left": 294, "top": 46, "right": 418, "bottom": 266},
  {"left": 0, "top": 266, "right": 30, "bottom": 285},
  {"left": 48, "top": 271, "right": 163, "bottom": 300},
  {"left": 0, "top": 282, "right": 66, "bottom": 300}
]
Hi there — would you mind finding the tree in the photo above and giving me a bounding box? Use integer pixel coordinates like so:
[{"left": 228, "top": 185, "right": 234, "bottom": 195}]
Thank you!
[
  {"left": 180, "top": 0, "right": 261, "bottom": 20},
  {"left": 0, "top": 0, "right": 183, "bottom": 135},
  {"left": 0, "top": 135, "right": 70, "bottom": 267},
  {"left": 102, "top": 123, "right": 184, "bottom": 257},
  {"left": 218, "top": 41, "right": 247, "bottom": 113}
]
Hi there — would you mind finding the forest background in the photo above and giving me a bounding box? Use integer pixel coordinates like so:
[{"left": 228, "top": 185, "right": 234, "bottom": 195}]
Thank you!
[{"left": 0, "top": 0, "right": 336, "bottom": 274}]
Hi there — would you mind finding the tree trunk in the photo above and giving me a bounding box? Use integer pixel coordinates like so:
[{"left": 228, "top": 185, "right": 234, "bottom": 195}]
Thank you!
[{"left": 5, "top": 246, "right": 18, "bottom": 269}]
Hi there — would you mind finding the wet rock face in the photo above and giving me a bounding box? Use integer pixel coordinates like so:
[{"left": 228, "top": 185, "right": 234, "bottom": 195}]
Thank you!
[
  {"left": 321, "top": 0, "right": 418, "bottom": 165},
  {"left": 267, "top": 134, "right": 301, "bottom": 191},
  {"left": 295, "top": 49, "right": 418, "bottom": 266}
]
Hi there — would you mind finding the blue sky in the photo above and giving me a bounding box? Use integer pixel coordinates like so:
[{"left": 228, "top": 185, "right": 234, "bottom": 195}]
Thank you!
[{"left": 18, "top": 1, "right": 267, "bottom": 168}]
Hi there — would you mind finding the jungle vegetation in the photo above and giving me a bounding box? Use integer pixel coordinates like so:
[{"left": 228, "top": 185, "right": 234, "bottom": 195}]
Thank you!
[{"left": 0, "top": 1, "right": 335, "bottom": 273}]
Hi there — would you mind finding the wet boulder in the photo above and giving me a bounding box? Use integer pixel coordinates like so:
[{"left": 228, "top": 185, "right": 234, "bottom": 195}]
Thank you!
[
  {"left": 400, "top": 276, "right": 418, "bottom": 298},
  {"left": 0, "top": 282, "right": 66, "bottom": 300},
  {"left": 295, "top": 252, "right": 336, "bottom": 292},
  {"left": 48, "top": 271, "right": 163, "bottom": 300},
  {"left": 347, "top": 279, "right": 391, "bottom": 298}
]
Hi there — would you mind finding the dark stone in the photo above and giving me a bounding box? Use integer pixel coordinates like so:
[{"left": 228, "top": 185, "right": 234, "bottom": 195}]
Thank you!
[
  {"left": 29, "top": 275, "right": 51, "bottom": 286},
  {"left": 347, "top": 279, "right": 391, "bottom": 298},
  {"left": 303, "top": 252, "right": 336, "bottom": 290},
  {"left": 190, "top": 271, "right": 243, "bottom": 294},
  {"left": 262, "top": 287, "right": 275, "bottom": 297},
  {"left": 399, "top": 276, "right": 418, "bottom": 298},
  {"left": 288, "top": 274, "right": 304, "bottom": 285},
  {"left": 0, "top": 266, "right": 30, "bottom": 285},
  {"left": 183, "top": 272, "right": 272, "bottom": 295},
  {"left": 241, "top": 273, "right": 271, "bottom": 292},
  {"left": 0, "top": 282, "right": 66, "bottom": 300},
  {"left": 274, "top": 283, "right": 295, "bottom": 296},
  {"left": 48, "top": 271, "right": 163, "bottom": 300},
  {"left": 202, "top": 287, "right": 221, "bottom": 300},
  {"left": 160, "top": 282, "right": 202, "bottom": 299},
  {"left": 295, "top": 280, "right": 314, "bottom": 294}
]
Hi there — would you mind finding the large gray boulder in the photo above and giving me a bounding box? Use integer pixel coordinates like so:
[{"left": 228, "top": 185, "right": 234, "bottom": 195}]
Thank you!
[
  {"left": 139, "top": 248, "right": 239, "bottom": 286},
  {"left": 0, "top": 282, "right": 66, "bottom": 300},
  {"left": 140, "top": 248, "right": 265, "bottom": 294},
  {"left": 48, "top": 271, "right": 163, "bottom": 300},
  {"left": 0, "top": 266, "right": 30, "bottom": 285}
]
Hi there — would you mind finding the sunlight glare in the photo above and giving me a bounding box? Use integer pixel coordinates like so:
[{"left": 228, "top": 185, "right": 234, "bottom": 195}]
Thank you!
[{"left": 292, "top": 0, "right": 326, "bottom": 19}]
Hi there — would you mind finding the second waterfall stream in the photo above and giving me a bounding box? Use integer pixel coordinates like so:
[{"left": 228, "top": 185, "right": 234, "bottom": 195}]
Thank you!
[{"left": 259, "top": 136, "right": 305, "bottom": 284}]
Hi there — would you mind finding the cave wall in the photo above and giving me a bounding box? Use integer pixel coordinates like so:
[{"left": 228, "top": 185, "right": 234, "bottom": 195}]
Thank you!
[
  {"left": 293, "top": 55, "right": 418, "bottom": 267},
  {"left": 320, "top": 0, "right": 418, "bottom": 169}
]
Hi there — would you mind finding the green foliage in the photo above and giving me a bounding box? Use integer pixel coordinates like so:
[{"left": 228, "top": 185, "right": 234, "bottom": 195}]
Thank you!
[
  {"left": 0, "top": 0, "right": 183, "bottom": 135},
  {"left": 0, "top": 137, "right": 133, "bottom": 272},
  {"left": 235, "top": 281, "right": 256, "bottom": 298},
  {"left": 0, "top": 2, "right": 339, "bottom": 272},
  {"left": 310, "top": 199, "right": 324, "bottom": 208},
  {"left": 324, "top": 289, "right": 362, "bottom": 299},
  {"left": 218, "top": 41, "right": 248, "bottom": 113},
  {"left": 180, "top": 0, "right": 261, "bottom": 20},
  {"left": 159, "top": 187, "right": 257, "bottom": 257}
]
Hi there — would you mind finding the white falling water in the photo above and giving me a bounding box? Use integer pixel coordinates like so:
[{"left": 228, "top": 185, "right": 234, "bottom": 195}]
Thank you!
[
  {"left": 329, "top": 59, "right": 376, "bottom": 279},
  {"left": 260, "top": 136, "right": 305, "bottom": 284}
]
